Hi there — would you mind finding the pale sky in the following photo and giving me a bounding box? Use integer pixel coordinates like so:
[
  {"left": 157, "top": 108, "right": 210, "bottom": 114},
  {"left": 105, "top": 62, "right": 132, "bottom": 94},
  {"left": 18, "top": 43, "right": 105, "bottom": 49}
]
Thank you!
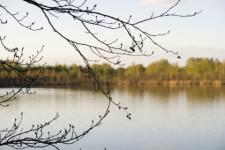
[{"left": 0, "top": 0, "right": 225, "bottom": 66}]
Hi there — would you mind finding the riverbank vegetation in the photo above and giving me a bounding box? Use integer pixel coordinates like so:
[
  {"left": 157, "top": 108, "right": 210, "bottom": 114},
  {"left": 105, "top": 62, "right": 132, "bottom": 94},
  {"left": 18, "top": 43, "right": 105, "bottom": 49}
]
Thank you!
[{"left": 1, "top": 58, "right": 225, "bottom": 87}]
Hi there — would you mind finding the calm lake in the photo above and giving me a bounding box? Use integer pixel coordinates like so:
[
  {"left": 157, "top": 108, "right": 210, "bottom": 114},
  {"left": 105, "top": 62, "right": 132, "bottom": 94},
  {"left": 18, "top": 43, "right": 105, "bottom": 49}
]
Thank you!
[{"left": 1, "top": 87, "right": 225, "bottom": 150}]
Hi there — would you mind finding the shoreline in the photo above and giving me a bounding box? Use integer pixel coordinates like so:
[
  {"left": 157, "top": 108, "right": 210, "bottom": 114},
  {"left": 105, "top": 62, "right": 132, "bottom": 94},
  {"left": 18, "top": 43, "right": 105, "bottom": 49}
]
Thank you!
[{"left": 0, "top": 80, "right": 225, "bottom": 88}]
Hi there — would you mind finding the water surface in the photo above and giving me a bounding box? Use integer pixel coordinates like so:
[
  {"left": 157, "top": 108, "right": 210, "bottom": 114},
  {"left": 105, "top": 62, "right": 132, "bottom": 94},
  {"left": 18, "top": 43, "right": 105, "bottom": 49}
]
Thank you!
[{"left": 0, "top": 87, "right": 225, "bottom": 150}]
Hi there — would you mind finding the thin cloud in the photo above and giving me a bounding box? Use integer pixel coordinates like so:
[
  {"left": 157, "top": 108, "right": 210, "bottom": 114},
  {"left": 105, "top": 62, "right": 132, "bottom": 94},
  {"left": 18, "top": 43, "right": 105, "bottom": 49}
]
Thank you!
[{"left": 140, "top": 0, "right": 185, "bottom": 6}]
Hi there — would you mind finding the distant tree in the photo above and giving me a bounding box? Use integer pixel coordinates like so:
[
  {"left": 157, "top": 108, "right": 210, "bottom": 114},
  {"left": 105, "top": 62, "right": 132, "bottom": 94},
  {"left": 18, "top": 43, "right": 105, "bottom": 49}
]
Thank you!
[
  {"left": 115, "top": 67, "right": 126, "bottom": 80},
  {"left": 91, "top": 63, "right": 115, "bottom": 81},
  {"left": 125, "top": 64, "right": 145, "bottom": 82},
  {"left": 185, "top": 58, "right": 215, "bottom": 80},
  {"left": 145, "top": 59, "right": 169, "bottom": 80},
  {"left": 0, "top": 0, "right": 199, "bottom": 149}
]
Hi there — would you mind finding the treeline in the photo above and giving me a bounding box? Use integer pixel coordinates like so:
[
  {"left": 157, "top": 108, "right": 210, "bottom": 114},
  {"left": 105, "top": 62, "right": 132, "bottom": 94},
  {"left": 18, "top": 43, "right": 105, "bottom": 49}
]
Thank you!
[{"left": 0, "top": 58, "right": 225, "bottom": 87}]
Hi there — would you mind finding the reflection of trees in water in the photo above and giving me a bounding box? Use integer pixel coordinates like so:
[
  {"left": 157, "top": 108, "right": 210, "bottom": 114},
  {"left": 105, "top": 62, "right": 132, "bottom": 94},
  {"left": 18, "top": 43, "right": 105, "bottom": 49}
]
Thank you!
[
  {"left": 126, "top": 86, "right": 179, "bottom": 98},
  {"left": 114, "top": 86, "right": 180, "bottom": 105},
  {"left": 8, "top": 87, "right": 225, "bottom": 109},
  {"left": 146, "top": 87, "right": 180, "bottom": 100},
  {"left": 15, "top": 88, "right": 103, "bottom": 105},
  {"left": 116, "top": 87, "right": 145, "bottom": 98},
  {"left": 120, "top": 86, "right": 225, "bottom": 103},
  {"left": 186, "top": 87, "right": 225, "bottom": 103}
]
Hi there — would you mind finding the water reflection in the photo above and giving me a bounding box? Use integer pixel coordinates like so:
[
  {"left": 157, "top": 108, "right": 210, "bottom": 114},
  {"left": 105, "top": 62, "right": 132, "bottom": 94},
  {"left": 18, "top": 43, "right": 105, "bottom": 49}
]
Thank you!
[
  {"left": 118, "top": 86, "right": 225, "bottom": 103},
  {"left": 0, "top": 87, "right": 225, "bottom": 150}
]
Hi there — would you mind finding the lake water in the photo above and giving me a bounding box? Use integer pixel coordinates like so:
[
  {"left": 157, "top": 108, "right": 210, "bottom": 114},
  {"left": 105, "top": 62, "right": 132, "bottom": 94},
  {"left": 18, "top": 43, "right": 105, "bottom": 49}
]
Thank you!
[{"left": 1, "top": 87, "right": 225, "bottom": 150}]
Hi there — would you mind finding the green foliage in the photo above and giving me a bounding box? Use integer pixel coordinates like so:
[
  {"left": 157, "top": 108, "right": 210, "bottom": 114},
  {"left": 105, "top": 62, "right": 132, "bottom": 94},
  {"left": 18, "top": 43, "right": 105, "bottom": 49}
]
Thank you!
[
  {"left": 144, "top": 59, "right": 180, "bottom": 80},
  {"left": 185, "top": 58, "right": 215, "bottom": 80},
  {"left": 0, "top": 58, "right": 225, "bottom": 87},
  {"left": 125, "top": 64, "right": 145, "bottom": 81},
  {"left": 91, "top": 63, "right": 115, "bottom": 81}
]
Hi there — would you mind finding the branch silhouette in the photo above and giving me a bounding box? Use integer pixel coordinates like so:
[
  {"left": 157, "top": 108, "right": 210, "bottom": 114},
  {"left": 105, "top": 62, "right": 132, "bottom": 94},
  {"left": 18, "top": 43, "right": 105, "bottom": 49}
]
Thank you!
[{"left": 0, "top": 0, "right": 199, "bottom": 149}]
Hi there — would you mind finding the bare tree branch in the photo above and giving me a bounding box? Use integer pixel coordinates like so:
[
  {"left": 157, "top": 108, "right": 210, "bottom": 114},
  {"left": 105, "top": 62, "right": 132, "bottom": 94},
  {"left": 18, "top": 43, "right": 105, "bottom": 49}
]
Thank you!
[
  {"left": 0, "top": 36, "right": 44, "bottom": 107},
  {"left": 0, "top": 0, "right": 199, "bottom": 149}
]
